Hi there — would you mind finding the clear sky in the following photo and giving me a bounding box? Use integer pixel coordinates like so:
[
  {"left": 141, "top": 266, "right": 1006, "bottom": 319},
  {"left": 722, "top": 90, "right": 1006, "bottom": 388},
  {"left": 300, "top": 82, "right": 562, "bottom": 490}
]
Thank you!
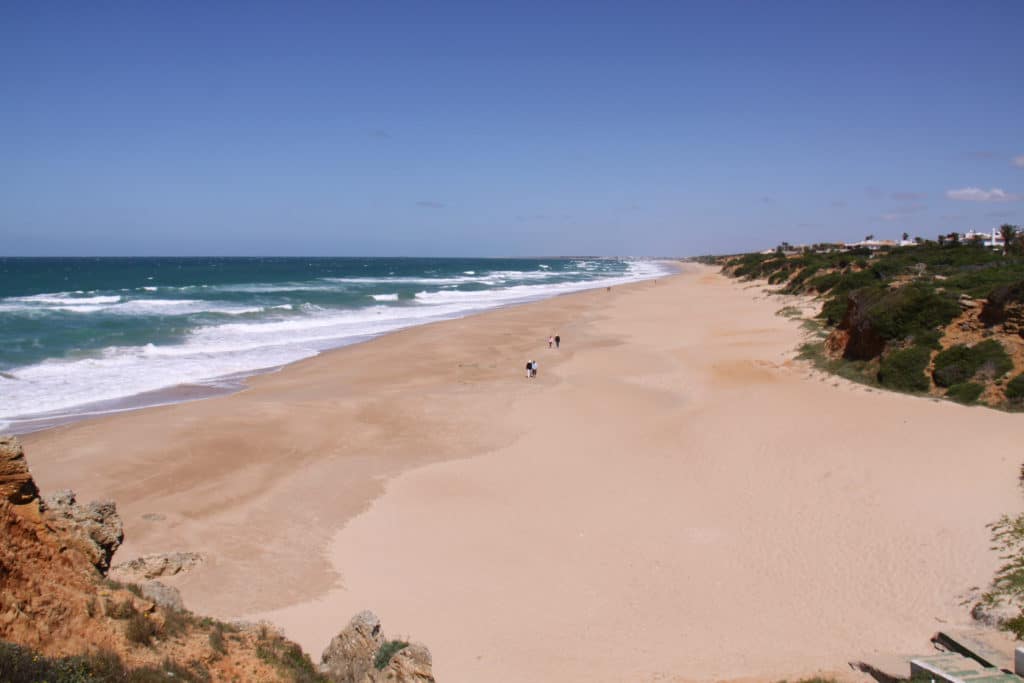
[{"left": 2, "top": 1, "right": 1022, "bottom": 257}]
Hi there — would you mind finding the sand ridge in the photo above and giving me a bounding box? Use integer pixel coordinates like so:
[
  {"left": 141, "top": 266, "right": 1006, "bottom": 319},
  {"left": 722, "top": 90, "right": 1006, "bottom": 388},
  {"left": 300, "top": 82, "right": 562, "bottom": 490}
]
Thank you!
[{"left": 22, "top": 265, "right": 1024, "bottom": 682}]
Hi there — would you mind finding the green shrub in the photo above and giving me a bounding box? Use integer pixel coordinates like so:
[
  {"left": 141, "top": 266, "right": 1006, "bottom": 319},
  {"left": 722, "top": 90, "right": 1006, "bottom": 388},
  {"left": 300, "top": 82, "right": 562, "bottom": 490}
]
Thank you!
[
  {"left": 256, "top": 636, "right": 325, "bottom": 683},
  {"left": 861, "top": 284, "right": 961, "bottom": 342},
  {"left": 946, "top": 382, "right": 985, "bottom": 404},
  {"left": 878, "top": 346, "right": 931, "bottom": 392},
  {"left": 985, "top": 513, "right": 1024, "bottom": 638},
  {"left": 933, "top": 339, "right": 1013, "bottom": 387},
  {"left": 374, "top": 640, "right": 410, "bottom": 670},
  {"left": 1007, "top": 374, "right": 1024, "bottom": 403},
  {"left": 0, "top": 642, "right": 211, "bottom": 683}
]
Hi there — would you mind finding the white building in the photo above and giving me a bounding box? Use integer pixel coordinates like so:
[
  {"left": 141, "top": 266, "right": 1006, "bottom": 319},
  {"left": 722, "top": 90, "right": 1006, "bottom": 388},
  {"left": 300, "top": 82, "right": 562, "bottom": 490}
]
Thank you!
[{"left": 963, "top": 228, "right": 1005, "bottom": 249}]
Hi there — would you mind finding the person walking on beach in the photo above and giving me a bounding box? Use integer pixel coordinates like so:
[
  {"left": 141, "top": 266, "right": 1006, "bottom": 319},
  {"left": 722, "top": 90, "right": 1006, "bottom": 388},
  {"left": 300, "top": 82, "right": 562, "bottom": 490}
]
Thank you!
[
  {"left": 554, "top": 335, "right": 560, "bottom": 349},
  {"left": 525, "top": 360, "right": 532, "bottom": 378},
  {"left": 548, "top": 335, "right": 554, "bottom": 348},
  {"left": 531, "top": 359, "right": 538, "bottom": 377}
]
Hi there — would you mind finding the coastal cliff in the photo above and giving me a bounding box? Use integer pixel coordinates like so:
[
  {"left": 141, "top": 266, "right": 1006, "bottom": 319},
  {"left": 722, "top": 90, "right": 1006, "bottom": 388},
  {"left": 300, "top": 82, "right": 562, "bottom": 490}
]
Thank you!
[
  {"left": 0, "top": 435, "right": 434, "bottom": 682},
  {"left": 718, "top": 242, "right": 1024, "bottom": 408}
]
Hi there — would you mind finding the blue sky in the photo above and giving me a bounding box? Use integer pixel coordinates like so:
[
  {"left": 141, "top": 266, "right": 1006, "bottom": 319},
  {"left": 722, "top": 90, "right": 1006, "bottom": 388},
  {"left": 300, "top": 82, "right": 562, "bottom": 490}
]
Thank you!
[{"left": 2, "top": 1, "right": 1022, "bottom": 256}]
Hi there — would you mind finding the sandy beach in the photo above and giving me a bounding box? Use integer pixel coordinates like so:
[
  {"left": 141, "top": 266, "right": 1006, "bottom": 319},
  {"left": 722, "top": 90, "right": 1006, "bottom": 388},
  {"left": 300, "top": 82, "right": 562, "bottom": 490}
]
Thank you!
[{"left": 21, "top": 265, "right": 1024, "bottom": 681}]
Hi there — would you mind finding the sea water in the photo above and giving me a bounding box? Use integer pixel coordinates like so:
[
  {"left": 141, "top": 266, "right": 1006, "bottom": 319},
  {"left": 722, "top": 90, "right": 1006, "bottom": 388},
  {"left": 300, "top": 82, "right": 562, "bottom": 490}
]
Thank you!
[{"left": 0, "top": 257, "right": 669, "bottom": 431}]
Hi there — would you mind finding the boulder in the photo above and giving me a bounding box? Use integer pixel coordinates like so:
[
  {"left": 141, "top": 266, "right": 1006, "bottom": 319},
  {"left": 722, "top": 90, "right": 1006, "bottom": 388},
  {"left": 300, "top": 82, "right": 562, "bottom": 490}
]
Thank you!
[
  {"left": 42, "top": 490, "right": 123, "bottom": 574},
  {"left": 139, "top": 580, "right": 184, "bottom": 611},
  {"left": 0, "top": 436, "right": 39, "bottom": 505},
  {"left": 321, "top": 610, "right": 384, "bottom": 683},
  {"left": 375, "top": 643, "right": 434, "bottom": 683},
  {"left": 110, "top": 551, "right": 204, "bottom": 582}
]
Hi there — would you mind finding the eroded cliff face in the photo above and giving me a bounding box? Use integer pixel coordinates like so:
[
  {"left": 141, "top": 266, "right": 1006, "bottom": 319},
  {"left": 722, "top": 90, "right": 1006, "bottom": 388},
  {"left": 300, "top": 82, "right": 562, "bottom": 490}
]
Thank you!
[
  {"left": 0, "top": 436, "right": 38, "bottom": 505},
  {"left": 981, "top": 281, "right": 1024, "bottom": 337},
  {"left": 830, "top": 288, "right": 887, "bottom": 360},
  {"left": 0, "top": 435, "right": 435, "bottom": 682}
]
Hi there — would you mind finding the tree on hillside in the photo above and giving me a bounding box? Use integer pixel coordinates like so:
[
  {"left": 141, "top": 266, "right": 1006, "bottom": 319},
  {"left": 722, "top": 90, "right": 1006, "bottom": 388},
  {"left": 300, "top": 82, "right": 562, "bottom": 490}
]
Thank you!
[
  {"left": 865, "top": 234, "right": 875, "bottom": 241},
  {"left": 902, "top": 232, "right": 909, "bottom": 242},
  {"left": 1000, "top": 224, "right": 1019, "bottom": 256}
]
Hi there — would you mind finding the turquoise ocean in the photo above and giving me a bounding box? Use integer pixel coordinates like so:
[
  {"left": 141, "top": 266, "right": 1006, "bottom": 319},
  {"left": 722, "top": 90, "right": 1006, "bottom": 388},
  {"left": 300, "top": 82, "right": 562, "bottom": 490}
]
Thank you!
[{"left": 0, "top": 257, "right": 668, "bottom": 431}]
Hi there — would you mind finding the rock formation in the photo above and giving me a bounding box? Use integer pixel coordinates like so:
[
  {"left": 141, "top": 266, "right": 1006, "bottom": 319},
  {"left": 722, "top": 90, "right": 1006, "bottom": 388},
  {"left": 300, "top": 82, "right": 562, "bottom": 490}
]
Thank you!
[
  {"left": 42, "top": 488, "right": 124, "bottom": 574},
  {"left": 831, "top": 288, "right": 887, "bottom": 360},
  {"left": 0, "top": 435, "right": 39, "bottom": 505},
  {"left": 137, "top": 580, "right": 184, "bottom": 611},
  {"left": 321, "top": 610, "right": 435, "bottom": 683},
  {"left": 981, "top": 280, "right": 1024, "bottom": 337},
  {"left": 110, "top": 551, "right": 204, "bottom": 582}
]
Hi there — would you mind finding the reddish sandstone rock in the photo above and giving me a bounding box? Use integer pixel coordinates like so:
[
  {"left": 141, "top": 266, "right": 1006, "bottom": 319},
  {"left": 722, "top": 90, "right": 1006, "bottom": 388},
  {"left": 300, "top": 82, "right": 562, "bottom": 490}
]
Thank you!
[{"left": 0, "top": 435, "right": 39, "bottom": 505}]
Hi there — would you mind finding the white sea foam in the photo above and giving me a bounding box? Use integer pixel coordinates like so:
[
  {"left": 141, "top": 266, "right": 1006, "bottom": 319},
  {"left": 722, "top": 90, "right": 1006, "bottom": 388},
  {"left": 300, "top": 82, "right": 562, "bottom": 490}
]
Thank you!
[
  {"left": 0, "top": 296, "right": 263, "bottom": 317},
  {"left": 371, "top": 293, "right": 399, "bottom": 301},
  {"left": 11, "top": 294, "right": 122, "bottom": 306},
  {"left": 0, "top": 260, "right": 672, "bottom": 428}
]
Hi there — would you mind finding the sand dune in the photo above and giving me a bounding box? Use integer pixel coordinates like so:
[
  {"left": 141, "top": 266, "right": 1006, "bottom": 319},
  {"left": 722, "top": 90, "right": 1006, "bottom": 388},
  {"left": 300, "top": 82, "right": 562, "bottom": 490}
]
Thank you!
[{"left": 23, "top": 265, "right": 1024, "bottom": 681}]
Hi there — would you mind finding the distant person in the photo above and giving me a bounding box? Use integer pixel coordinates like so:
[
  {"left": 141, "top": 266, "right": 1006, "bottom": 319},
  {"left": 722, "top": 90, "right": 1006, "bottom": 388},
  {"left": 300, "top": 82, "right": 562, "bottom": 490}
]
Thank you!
[
  {"left": 548, "top": 335, "right": 554, "bottom": 348},
  {"left": 555, "top": 335, "right": 560, "bottom": 349},
  {"left": 531, "top": 359, "right": 538, "bottom": 377},
  {"left": 606, "top": 286, "right": 611, "bottom": 292},
  {"left": 525, "top": 360, "right": 532, "bottom": 378}
]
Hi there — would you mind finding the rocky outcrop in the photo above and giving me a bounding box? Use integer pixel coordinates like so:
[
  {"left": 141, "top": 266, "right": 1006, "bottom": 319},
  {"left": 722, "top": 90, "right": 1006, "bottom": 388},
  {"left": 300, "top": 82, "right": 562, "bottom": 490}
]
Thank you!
[
  {"left": 0, "top": 435, "right": 39, "bottom": 505},
  {"left": 110, "top": 551, "right": 204, "bottom": 583},
  {"left": 42, "top": 489, "right": 123, "bottom": 574},
  {"left": 834, "top": 288, "right": 887, "bottom": 360},
  {"left": 321, "top": 610, "right": 434, "bottom": 683},
  {"left": 137, "top": 580, "right": 184, "bottom": 611},
  {"left": 981, "top": 280, "right": 1024, "bottom": 337},
  {"left": 377, "top": 643, "right": 434, "bottom": 683}
]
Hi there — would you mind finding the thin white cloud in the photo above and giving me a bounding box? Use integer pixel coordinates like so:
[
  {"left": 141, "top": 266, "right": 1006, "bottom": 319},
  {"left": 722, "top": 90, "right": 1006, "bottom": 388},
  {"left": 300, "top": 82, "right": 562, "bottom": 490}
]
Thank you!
[
  {"left": 1014, "top": 155, "right": 1024, "bottom": 168},
  {"left": 945, "top": 187, "right": 1020, "bottom": 202}
]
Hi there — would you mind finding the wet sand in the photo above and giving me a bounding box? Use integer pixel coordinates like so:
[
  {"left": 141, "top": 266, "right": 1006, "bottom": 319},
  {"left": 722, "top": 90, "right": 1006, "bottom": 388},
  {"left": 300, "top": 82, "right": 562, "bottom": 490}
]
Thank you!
[{"left": 22, "top": 265, "right": 1024, "bottom": 681}]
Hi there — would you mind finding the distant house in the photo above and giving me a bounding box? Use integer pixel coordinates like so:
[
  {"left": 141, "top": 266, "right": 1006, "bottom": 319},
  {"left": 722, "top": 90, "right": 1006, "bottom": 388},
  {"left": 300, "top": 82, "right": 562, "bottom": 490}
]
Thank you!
[
  {"left": 844, "top": 239, "right": 897, "bottom": 251},
  {"left": 964, "top": 228, "right": 1005, "bottom": 249}
]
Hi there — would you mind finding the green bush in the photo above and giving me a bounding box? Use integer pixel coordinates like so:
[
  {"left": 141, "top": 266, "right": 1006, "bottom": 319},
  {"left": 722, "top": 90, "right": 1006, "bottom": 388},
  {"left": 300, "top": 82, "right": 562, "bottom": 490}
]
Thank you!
[
  {"left": 933, "top": 340, "right": 1013, "bottom": 387},
  {"left": 1007, "top": 374, "right": 1024, "bottom": 402},
  {"left": 878, "top": 346, "right": 932, "bottom": 392},
  {"left": 946, "top": 382, "right": 985, "bottom": 404},
  {"left": 256, "top": 636, "right": 325, "bottom": 682},
  {"left": 0, "top": 642, "right": 211, "bottom": 683},
  {"left": 861, "top": 284, "right": 961, "bottom": 342},
  {"left": 374, "top": 640, "right": 410, "bottom": 670}
]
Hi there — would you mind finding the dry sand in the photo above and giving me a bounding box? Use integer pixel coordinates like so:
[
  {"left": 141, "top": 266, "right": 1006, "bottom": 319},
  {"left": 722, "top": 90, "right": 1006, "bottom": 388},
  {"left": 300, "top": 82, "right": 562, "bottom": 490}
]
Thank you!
[{"left": 22, "top": 265, "right": 1024, "bottom": 682}]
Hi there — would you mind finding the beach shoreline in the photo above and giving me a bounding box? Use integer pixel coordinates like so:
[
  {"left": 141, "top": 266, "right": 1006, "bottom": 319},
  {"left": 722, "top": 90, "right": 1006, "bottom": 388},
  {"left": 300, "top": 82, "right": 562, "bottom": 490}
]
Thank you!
[
  {"left": 4, "top": 259, "right": 676, "bottom": 436},
  {"left": 20, "top": 264, "right": 1024, "bottom": 681}
]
